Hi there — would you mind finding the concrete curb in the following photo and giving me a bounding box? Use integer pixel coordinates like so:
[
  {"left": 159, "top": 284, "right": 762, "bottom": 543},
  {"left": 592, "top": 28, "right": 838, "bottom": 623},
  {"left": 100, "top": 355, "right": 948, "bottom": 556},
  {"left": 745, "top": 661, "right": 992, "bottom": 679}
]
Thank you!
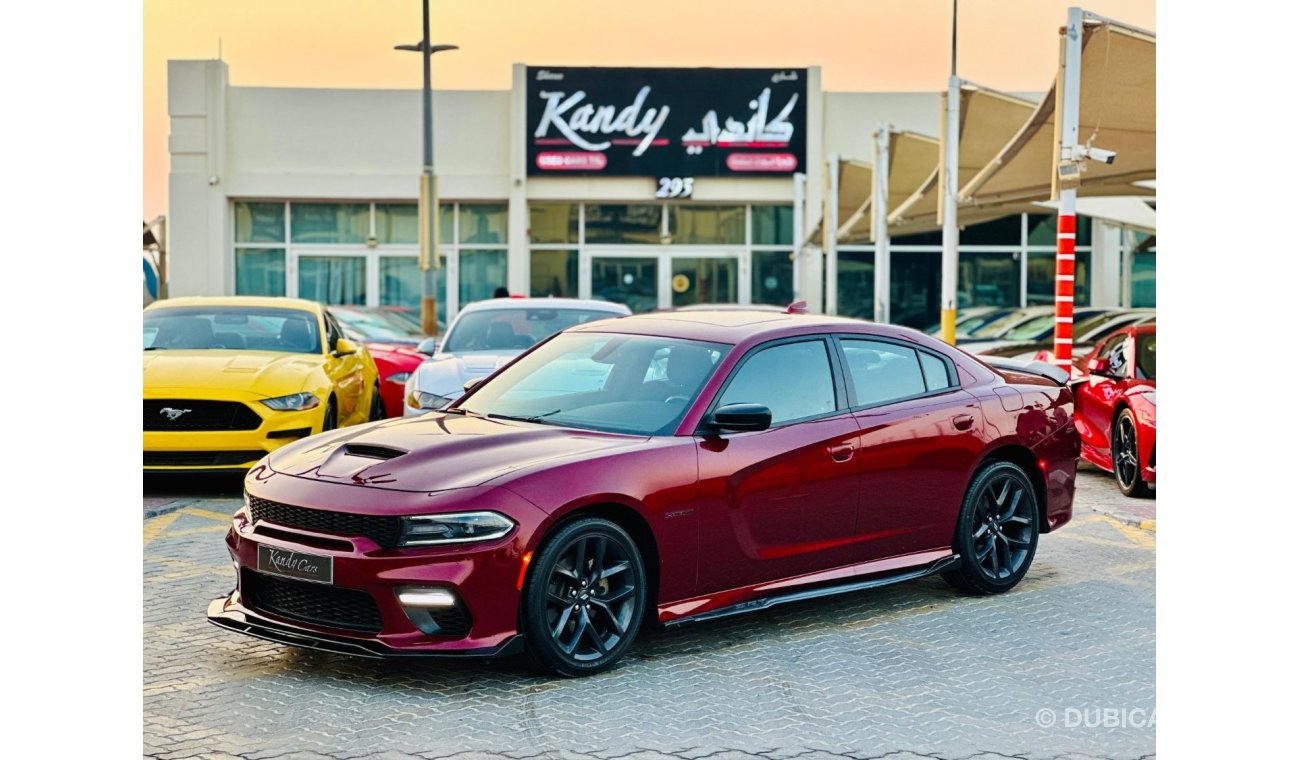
[
  {"left": 1090, "top": 505, "right": 1156, "bottom": 533},
  {"left": 144, "top": 499, "right": 198, "bottom": 520}
]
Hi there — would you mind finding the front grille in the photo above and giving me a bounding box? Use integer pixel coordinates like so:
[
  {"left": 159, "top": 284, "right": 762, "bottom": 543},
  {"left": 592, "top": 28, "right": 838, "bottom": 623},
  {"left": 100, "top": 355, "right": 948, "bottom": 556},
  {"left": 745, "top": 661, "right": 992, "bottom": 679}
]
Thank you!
[
  {"left": 248, "top": 495, "right": 403, "bottom": 549},
  {"left": 243, "top": 571, "right": 382, "bottom": 633},
  {"left": 144, "top": 450, "right": 265, "bottom": 467},
  {"left": 144, "top": 399, "right": 263, "bottom": 431}
]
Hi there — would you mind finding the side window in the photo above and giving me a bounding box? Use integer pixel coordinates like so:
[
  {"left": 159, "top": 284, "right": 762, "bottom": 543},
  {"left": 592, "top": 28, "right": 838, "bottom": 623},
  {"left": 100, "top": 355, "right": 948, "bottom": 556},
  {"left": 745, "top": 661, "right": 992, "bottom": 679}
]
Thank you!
[
  {"left": 1099, "top": 335, "right": 1128, "bottom": 376},
  {"left": 841, "top": 339, "right": 928, "bottom": 406},
  {"left": 717, "top": 340, "right": 836, "bottom": 425},
  {"left": 918, "top": 351, "right": 953, "bottom": 392}
]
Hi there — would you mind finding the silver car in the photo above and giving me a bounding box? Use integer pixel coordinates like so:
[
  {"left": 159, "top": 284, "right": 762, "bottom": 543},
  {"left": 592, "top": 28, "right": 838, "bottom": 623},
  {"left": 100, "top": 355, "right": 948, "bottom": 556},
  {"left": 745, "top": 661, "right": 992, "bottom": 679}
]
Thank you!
[{"left": 402, "top": 297, "right": 632, "bottom": 416}]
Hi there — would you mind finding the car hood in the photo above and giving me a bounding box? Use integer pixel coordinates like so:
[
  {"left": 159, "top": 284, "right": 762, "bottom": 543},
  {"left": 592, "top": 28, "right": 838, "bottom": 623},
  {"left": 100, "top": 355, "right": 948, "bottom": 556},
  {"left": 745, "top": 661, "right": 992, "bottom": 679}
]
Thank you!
[
  {"left": 410, "top": 350, "right": 523, "bottom": 397},
  {"left": 266, "top": 413, "right": 649, "bottom": 492},
  {"left": 143, "top": 350, "right": 321, "bottom": 395}
]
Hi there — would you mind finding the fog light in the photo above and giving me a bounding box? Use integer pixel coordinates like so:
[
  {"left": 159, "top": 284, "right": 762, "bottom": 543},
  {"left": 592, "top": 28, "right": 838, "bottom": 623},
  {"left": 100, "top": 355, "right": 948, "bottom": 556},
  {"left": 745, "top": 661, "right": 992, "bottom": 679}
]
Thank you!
[{"left": 397, "top": 587, "right": 458, "bottom": 608}]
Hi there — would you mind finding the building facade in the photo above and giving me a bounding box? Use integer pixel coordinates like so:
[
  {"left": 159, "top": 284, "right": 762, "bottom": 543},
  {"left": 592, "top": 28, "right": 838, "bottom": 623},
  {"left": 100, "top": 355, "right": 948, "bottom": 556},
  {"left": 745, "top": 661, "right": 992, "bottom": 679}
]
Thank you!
[{"left": 167, "top": 60, "right": 1155, "bottom": 328}]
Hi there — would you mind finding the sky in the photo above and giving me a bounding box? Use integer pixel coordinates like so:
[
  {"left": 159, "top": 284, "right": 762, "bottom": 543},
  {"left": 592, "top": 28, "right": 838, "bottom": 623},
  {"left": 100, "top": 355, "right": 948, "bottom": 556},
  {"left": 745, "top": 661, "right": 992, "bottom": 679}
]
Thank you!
[{"left": 142, "top": 0, "right": 1155, "bottom": 220}]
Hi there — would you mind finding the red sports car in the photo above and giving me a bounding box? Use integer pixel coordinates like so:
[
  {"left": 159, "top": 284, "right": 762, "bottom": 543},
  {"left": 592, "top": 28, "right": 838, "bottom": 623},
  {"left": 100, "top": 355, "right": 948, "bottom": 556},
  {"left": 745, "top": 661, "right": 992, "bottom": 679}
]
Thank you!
[
  {"left": 1073, "top": 323, "right": 1156, "bottom": 497},
  {"left": 209, "top": 309, "right": 1080, "bottom": 676},
  {"left": 328, "top": 306, "right": 430, "bottom": 419}
]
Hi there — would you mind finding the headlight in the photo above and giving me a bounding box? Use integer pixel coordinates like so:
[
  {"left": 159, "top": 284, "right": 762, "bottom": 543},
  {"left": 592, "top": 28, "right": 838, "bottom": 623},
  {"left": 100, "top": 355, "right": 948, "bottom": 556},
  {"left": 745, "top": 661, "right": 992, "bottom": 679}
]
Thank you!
[
  {"left": 407, "top": 390, "right": 452, "bottom": 410},
  {"left": 387, "top": 371, "right": 412, "bottom": 385},
  {"left": 260, "top": 392, "right": 320, "bottom": 411},
  {"left": 399, "top": 511, "right": 516, "bottom": 546}
]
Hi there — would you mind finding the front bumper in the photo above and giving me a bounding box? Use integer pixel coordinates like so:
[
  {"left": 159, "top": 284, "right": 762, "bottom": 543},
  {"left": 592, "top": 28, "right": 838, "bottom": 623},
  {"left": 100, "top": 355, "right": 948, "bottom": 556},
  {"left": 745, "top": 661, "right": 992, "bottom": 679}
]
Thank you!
[{"left": 143, "top": 402, "right": 320, "bottom": 471}]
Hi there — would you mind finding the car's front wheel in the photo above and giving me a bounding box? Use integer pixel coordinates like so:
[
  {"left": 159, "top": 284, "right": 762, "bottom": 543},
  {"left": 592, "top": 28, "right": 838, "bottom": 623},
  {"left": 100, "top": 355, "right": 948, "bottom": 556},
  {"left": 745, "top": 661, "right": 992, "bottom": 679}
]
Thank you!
[
  {"left": 522, "top": 517, "right": 647, "bottom": 677},
  {"left": 943, "top": 460, "right": 1040, "bottom": 595},
  {"left": 1112, "top": 408, "right": 1150, "bottom": 498}
]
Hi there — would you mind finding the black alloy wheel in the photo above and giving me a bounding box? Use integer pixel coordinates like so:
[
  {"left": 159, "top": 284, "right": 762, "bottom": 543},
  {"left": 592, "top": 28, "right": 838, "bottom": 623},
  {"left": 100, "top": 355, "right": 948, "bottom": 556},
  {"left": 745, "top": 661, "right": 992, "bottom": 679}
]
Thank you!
[
  {"left": 523, "top": 517, "right": 647, "bottom": 677},
  {"left": 944, "top": 461, "right": 1040, "bottom": 595},
  {"left": 321, "top": 398, "right": 338, "bottom": 432},
  {"left": 369, "top": 382, "right": 385, "bottom": 422},
  {"left": 1113, "top": 408, "right": 1150, "bottom": 498}
]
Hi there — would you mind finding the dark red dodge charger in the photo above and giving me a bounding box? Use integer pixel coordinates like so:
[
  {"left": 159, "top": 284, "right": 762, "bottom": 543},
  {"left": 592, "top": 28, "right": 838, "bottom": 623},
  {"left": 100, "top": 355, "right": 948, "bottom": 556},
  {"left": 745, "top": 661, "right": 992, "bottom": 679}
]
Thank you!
[{"left": 210, "top": 309, "right": 1080, "bottom": 676}]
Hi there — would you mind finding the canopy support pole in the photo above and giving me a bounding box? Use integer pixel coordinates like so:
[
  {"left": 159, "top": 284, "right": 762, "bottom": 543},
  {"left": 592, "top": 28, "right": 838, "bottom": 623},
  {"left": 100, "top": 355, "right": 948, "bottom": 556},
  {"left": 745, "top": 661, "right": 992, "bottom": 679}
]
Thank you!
[
  {"left": 940, "top": 74, "right": 960, "bottom": 344},
  {"left": 825, "top": 153, "right": 840, "bottom": 315},
  {"left": 1053, "top": 6, "right": 1085, "bottom": 368},
  {"left": 792, "top": 172, "right": 806, "bottom": 303},
  {"left": 872, "top": 125, "right": 891, "bottom": 324}
]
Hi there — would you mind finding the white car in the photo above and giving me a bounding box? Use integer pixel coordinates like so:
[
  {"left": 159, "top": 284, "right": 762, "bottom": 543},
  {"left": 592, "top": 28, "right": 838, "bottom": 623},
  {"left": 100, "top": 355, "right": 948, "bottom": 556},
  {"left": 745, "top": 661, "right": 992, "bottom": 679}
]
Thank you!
[{"left": 402, "top": 297, "right": 632, "bottom": 416}]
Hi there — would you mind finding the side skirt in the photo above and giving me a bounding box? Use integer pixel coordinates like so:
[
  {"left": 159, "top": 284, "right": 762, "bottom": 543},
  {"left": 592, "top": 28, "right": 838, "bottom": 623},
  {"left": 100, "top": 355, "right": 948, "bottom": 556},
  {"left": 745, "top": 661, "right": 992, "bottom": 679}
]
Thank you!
[{"left": 663, "top": 554, "right": 961, "bottom": 628}]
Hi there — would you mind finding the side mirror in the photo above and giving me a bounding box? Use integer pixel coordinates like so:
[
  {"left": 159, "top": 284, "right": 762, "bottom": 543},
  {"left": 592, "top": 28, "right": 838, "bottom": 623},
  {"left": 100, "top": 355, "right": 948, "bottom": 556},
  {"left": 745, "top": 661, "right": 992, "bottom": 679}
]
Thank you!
[
  {"left": 416, "top": 337, "right": 439, "bottom": 356},
  {"left": 463, "top": 376, "right": 485, "bottom": 393},
  {"left": 1085, "top": 357, "right": 1109, "bottom": 375},
  {"left": 706, "top": 403, "right": 772, "bottom": 433},
  {"left": 333, "top": 338, "right": 359, "bottom": 357}
]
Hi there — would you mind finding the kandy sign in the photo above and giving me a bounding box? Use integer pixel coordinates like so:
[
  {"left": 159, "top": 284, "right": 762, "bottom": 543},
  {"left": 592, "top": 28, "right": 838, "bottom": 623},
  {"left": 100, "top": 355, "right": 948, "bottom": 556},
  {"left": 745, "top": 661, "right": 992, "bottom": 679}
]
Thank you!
[{"left": 526, "top": 67, "right": 807, "bottom": 177}]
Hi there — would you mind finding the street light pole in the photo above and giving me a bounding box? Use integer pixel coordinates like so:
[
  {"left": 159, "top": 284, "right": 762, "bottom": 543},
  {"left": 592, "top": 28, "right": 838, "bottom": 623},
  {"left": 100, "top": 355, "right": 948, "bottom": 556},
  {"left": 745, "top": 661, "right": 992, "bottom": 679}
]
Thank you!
[
  {"left": 396, "top": 0, "right": 457, "bottom": 336},
  {"left": 939, "top": 0, "right": 961, "bottom": 344}
]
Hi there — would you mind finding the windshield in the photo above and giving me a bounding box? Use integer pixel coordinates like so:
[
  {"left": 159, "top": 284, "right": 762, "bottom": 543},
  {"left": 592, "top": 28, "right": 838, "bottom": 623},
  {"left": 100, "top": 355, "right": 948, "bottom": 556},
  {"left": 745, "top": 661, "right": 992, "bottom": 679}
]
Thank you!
[
  {"left": 970, "top": 310, "right": 1040, "bottom": 339},
  {"left": 443, "top": 308, "right": 623, "bottom": 353},
  {"left": 143, "top": 306, "right": 321, "bottom": 353},
  {"left": 331, "top": 309, "right": 423, "bottom": 343},
  {"left": 458, "top": 332, "right": 729, "bottom": 435},
  {"left": 1136, "top": 333, "right": 1156, "bottom": 380},
  {"left": 1001, "top": 313, "right": 1055, "bottom": 341}
]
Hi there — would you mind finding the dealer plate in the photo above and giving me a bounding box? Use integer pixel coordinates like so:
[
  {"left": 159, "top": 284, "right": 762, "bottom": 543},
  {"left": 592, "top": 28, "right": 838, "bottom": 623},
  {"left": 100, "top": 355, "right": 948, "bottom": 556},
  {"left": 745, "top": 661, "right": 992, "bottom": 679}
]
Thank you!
[{"left": 257, "top": 545, "right": 333, "bottom": 585}]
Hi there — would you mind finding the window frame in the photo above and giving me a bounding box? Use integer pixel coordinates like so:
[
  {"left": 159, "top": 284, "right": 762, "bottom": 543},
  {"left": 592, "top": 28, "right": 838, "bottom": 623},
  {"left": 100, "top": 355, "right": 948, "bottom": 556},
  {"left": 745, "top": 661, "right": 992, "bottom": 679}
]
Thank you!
[
  {"left": 831, "top": 334, "right": 961, "bottom": 412},
  {"left": 697, "top": 334, "right": 849, "bottom": 433}
]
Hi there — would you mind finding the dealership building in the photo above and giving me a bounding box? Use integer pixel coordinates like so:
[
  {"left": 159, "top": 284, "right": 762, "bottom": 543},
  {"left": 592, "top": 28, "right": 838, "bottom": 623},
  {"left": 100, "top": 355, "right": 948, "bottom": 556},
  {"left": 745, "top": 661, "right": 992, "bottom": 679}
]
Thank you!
[{"left": 166, "top": 59, "right": 1155, "bottom": 328}]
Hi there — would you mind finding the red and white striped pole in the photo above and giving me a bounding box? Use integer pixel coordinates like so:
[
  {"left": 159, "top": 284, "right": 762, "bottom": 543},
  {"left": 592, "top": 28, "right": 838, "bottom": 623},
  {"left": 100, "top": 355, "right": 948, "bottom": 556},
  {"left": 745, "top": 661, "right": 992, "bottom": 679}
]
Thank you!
[{"left": 1052, "top": 7, "right": 1084, "bottom": 368}]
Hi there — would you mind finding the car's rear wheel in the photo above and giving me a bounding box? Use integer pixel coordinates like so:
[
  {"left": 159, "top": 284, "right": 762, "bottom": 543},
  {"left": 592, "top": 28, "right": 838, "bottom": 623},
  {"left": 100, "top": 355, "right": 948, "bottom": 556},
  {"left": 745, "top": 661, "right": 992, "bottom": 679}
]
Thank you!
[
  {"left": 1112, "top": 409, "right": 1150, "bottom": 498},
  {"left": 522, "top": 517, "right": 647, "bottom": 677},
  {"left": 369, "top": 382, "right": 385, "bottom": 421},
  {"left": 321, "top": 398, "right": 337, "bottom": 432},
  {"left": 943, "top": 461, "right": 1040, "bottom": 595}
]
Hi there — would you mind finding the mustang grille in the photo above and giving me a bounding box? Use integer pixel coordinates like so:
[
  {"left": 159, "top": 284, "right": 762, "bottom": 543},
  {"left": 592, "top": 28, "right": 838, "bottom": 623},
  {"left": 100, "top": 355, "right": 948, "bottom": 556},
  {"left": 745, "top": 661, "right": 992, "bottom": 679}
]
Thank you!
[
  {"left": 144, "top": 399, "right": 263, "bottom": 431},
  {"left": 242, "top": 571, "right": 382, "bottom": 633},
  {"left": 144, "top": 450, "right": 264, "bottom": 467},
  {"left": 248, "top": 496, "right": 403, "bottom": 549}
]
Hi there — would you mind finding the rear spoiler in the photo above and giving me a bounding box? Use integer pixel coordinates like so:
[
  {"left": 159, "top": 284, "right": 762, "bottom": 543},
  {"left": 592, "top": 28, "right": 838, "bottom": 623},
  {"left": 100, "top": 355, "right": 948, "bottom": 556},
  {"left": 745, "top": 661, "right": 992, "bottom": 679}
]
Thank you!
[{"left": 981, "top": 357, "right": 1070, "bottom": 386}]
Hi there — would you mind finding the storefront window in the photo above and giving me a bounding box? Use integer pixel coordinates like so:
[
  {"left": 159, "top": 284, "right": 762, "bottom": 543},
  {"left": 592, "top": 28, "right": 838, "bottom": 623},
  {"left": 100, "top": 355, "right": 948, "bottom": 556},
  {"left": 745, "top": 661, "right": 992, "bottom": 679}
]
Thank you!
[
  {"left": 234, "top": 202, "right": 285, "bottom": 243},
  {"left": 1027, "top": 213, "right": 1092, "bottom": 248},
  {"left": 593, "top": 257, "right": 657, "bottom": 313},
  {"left": 234, "top": 248, "right": 285, "bottom": 296},
  {"left": 1131, "top": 251, "right": 1156, "bottom": 307},
  {"left": 290, "top": 203, "right": 370, "bottom": 244},
  {"left": 585, "top": 205, "right": 662, "bottom": 244},
  {"left": 375, "top": 204, "right": 418, "bottom": 245},
  {"left": 671, "top": 257, "right": 737, "bottom": 307},
  {"left": 530, "top": 250, "right": 579, "bottom": 297},
  {"left": 1027, "top": 251, "right": 1091, "bottom": 306},
  {"left": 298, "top": 255, "right": 367, "bottom": 304},
  {"left": 530, "top": 204, "right": 580, "bottom": 244},
  {"left": 379, "top": 256, "right": 421, "bottom": 310},
  {"left": 959, "top": 251, "right": 1019, "bottom": 308},
  {"left": 669, "top": 205, "right": 745, "bottom": 245},
  {"left": 459, "top": 204, "right": 508, "bottom": 245},
  {"left": 890, "top": 250, "right": 941, "bottom": 329},
  {"left": 459, "top": 249, "right": 508, "bottom": 305},
  {"left": 752, "top": 206, "right": 794, "bottom": 246},
  {"left": 957, "top": 215, "right": 1022, "bottom": 247},
  {"left": 836, "top": 251, "right": 874, "bottom": 320},
  {"left": 752, "top": 250, "right": 794, "bottom": 306}
]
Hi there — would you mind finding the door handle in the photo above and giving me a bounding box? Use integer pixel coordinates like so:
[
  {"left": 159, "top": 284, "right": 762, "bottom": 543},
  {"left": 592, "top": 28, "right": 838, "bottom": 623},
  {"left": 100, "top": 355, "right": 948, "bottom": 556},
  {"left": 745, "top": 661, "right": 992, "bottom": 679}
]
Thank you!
[
  {"left": 952, "top": 414, "right": 975, "bottom": 431},
  {"left": 828, "top": 443, "right": 855, "bottom": 463}
]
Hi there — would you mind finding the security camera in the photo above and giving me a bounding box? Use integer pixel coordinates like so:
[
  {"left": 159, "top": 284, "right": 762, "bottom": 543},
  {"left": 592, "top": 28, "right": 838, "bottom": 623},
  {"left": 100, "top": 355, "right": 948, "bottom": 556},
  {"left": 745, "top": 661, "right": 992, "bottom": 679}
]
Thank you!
[
  {"left": 207, "top": 175, "right": 220, "bottom": 186},
  {"left": 1083, "top": 147, "right": 1116, "bottom": 165}
]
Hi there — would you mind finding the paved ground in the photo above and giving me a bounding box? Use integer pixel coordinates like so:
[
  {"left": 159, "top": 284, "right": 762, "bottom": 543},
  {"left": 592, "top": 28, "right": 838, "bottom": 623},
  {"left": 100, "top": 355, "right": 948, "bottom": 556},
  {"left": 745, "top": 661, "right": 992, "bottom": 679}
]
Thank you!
[{"left": 144, "top": 469, "right": 1155, "bottom": 760}]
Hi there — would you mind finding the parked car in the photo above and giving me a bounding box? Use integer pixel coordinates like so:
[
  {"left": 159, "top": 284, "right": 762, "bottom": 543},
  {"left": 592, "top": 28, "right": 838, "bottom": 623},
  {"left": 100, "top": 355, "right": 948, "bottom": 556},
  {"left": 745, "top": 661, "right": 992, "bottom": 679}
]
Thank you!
[
  {"left": 924, "top": 306, "right": 1016, "bottom": 338},
  {"left": 143, "top": 296, "right": 381, "bottom": 472},
  {"left": 960, "top": 307, "right": 1115, "bottom": 354},
  {"left": 955, "top": 306, "right": 1053, "bottom": 345},
  {"left": 980, "top": 309, "right": 1155, "bottom": 363},
  {"left": 1072, "top": 323, "right": 1156, "bottom": 497},
  {"left": 328, "top": 306, "right": 431, "bottom": 419},
  {"left": 209, "top": 309, "right": 1080, "bottom": 676},
  {"left": 402, "top": 297, "right": 632, "bottom": 415}
]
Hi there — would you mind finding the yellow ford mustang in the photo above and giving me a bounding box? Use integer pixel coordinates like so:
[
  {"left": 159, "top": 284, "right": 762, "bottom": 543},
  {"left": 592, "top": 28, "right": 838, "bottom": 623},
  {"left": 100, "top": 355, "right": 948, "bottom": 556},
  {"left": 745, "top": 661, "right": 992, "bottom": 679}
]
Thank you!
[{"left": 143, "top": 296, "right": 381, "bottom": 472}]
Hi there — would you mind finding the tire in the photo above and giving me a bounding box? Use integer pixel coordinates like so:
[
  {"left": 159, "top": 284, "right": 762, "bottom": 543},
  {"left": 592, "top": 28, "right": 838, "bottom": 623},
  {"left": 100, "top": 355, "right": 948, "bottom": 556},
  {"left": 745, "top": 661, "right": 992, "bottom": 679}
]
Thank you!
[
  {"left": 368, "top": 382, "right": 385, "bottom": 421},
  {"left": 943, "top": 461, "right": 1040, "bottom": 595},
  {"left": 320, "top": 398, "right": 338, "bottom": 432},
  {"left": 1112, "top": 408, "right": 1151, "bottom": 498},
  {"left": 522, "top": 517, "right": 647, "bottom": 677}
]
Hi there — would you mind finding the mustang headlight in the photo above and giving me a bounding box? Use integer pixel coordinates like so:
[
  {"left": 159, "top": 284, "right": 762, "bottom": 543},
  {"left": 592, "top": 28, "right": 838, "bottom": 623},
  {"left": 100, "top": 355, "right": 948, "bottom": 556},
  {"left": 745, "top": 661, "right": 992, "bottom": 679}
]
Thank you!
[
  {"left": 407, "top": 390, "right": 452, "bottom": 410},
  {"left": 260, "top": 392, "right": 320, "bottom": 411},
  {"left": 387, "top": 371, "right": 412, "bottom": 385},
  {"left": 399, "top": 511, "right": 516, "bottom": 546}
]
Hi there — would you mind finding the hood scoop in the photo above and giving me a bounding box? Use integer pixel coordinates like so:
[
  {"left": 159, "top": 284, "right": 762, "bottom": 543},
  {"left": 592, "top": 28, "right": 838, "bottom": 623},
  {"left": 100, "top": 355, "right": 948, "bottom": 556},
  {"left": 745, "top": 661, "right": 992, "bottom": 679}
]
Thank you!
[{"left": 342, "top": 443, "right": 407, "bottom": 461}]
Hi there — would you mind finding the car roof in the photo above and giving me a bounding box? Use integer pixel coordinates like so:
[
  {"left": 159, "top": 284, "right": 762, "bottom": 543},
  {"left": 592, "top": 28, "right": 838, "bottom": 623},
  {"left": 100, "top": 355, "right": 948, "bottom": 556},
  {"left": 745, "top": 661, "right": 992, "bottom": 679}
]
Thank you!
[
  {"left": 457, "top": 297, "right": 632, "bottom": 315},
  {"left": 568, "top": 310, "right": 888, "bottom": 344},
  {"left": 146, "top": 296, "right": 323, "bottom": 313}
]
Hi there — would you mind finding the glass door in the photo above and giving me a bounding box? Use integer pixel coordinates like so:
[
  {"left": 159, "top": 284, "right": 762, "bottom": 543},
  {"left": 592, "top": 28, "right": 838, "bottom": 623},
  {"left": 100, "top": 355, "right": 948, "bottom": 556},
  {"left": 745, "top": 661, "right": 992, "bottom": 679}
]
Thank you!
[
  {"left": 591, "top": 255, "right": 659, "bottom": 313},
  {"left": 294, "top": 251, "right": 368, "bottom": 306},
  {"left": 583, "top": 247, "right": 747, "bottom": 313},
  {"left": 669, "top": 255, "right": 739, "bottom": 308}
]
